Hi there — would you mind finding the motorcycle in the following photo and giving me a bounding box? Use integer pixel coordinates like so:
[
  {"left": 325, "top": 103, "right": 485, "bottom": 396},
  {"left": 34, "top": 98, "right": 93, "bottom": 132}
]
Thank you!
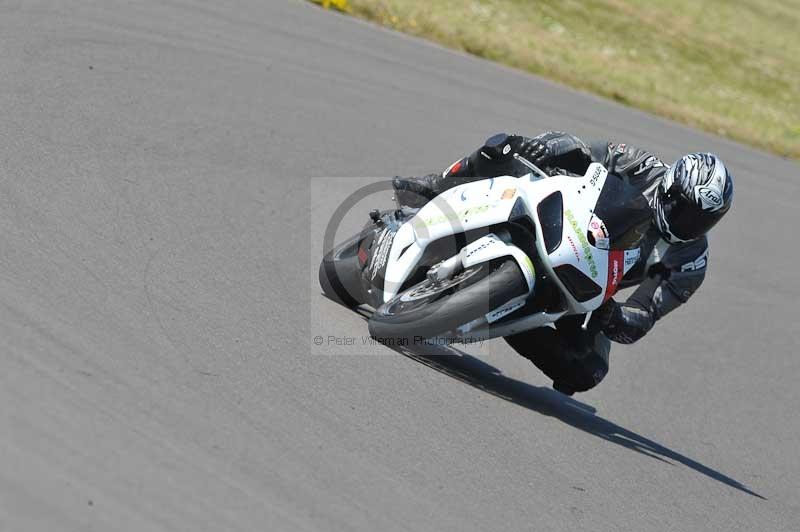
[{"left": 319, "top": 154, "right": 652, "bottom": 344}]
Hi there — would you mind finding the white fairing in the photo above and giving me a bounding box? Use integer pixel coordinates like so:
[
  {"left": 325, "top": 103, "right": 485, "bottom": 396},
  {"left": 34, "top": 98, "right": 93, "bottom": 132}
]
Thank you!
[
  {"left": 538, "top": 163, "right": 609, "bottom": 313},
  {"left": 382, "top": 163, "right": 631, "bottom": 336},
  {"left": 382, "top": 176, "right": 524, "bottom": 300}
]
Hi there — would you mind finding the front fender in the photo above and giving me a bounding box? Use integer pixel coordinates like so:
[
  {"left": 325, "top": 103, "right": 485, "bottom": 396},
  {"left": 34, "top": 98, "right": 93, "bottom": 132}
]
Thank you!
[{"left": 459, "top": 234, "right": 536, "bottom": 292}]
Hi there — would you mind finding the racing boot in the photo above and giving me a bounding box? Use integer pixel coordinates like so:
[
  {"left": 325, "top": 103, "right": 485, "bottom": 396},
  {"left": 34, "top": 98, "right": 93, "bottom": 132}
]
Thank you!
[
  {"left": 393, "top": 169, "right": 487, "bottom": 208},
  {"left": 392, "top": 151, "right": 483, "bottom": 208}
]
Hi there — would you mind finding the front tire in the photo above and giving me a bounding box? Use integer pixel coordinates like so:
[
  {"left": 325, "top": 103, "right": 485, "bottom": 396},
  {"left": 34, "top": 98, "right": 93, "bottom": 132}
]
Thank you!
[{"left": 368, "top": 259, "right": 527, "bottom": 343}]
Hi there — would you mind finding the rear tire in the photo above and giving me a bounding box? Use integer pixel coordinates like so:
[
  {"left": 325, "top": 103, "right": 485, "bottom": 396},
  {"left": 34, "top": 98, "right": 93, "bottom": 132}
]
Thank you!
[{"left": 368, "top": 259, "right": 527, "bottom": 343}]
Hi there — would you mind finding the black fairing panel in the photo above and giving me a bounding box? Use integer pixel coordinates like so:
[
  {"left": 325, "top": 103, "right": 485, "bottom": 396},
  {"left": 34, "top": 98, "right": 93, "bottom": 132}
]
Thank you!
[
  {"left": 594, "top": 174, "right": 652, "bottom": 249},
  {"left": 553, "top": 264, "right": 602, "bottom": 302}
]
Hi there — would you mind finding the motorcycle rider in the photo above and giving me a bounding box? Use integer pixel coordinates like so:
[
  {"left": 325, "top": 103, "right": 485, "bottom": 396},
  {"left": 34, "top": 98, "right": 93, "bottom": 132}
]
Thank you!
[{"left": 393, "top": 132, "right": 734, "bottom": 395}]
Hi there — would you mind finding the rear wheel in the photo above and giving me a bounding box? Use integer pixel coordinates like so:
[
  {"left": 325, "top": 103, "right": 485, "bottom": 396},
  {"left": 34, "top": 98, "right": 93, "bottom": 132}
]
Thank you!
[{"left": 368, "top": 259, "right": 527, "bottom": 343}]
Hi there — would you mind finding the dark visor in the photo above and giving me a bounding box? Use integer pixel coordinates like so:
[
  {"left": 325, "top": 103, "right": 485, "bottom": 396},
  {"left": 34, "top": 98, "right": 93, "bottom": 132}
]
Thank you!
[{"left": 661, "top": 190, "right": 726, "bottom": 241}]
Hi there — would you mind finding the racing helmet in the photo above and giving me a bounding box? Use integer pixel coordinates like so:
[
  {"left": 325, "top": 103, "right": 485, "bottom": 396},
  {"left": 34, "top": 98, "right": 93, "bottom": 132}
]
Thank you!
[{"left": 654, "top": 153, "right": 734, "bottom": 243}]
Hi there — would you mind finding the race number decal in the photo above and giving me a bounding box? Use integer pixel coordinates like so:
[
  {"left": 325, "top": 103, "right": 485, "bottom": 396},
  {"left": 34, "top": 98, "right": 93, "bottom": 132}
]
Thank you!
[{"left": 623, "top": 248, "right": 641, "bottom": 274}]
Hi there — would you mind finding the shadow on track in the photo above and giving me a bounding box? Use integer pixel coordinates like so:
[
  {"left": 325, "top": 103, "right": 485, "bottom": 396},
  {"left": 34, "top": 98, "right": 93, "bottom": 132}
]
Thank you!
[
  {"left": 390, "top": 340, "right": 766, "bottom": 500},
  {"left": 338, "top": 303, "right": 764, "bottom": 498}
]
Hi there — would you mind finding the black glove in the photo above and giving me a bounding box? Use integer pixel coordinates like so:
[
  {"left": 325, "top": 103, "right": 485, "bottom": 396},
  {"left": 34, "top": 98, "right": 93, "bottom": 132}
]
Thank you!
[
  {"left": 480, "top": 133, "right": 549, "bottom": 165},
  {"left": 514, "top": 135, "right": 548, "bottom": 165},
  {"left": 518, "top": 131, "right": 593, "bottom": 174},
  {"left": 476, "top": 133, "right": 547, "bottom": 162},
  {"left": 392, "top": 174, "right": 439, "bottom": 208},
  {"left": 646, "top": 262, "right": 671, "bottom": 280}
]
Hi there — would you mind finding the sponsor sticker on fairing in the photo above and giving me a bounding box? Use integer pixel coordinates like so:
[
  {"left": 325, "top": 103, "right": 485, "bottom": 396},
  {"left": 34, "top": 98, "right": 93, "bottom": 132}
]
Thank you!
[
  {"left": 605, "top": 250, "right": 624, "bottom": 301},
  {"left": 485, "top": 300, "right": 525, "bottom": 323},
  {"left": 566, "top": 235, "right": 581, "bottom": 262},
  {"left": 565, "top": 209, "right": 598, "bottom": 278},
  {"left": 624, "top": 248, "right": 640, "bottom": 272},
  {"left": 464, "top": 237, "right": 498, "bottom": 259},
  {"left": 368, "top": 228, "right": 395, "bottom": 280},
  {"left": 588, "top": 214, "right": 609, "bottom": 248},
  {"left": 422, "top": 204, "right": 491, "bottom": 226}
]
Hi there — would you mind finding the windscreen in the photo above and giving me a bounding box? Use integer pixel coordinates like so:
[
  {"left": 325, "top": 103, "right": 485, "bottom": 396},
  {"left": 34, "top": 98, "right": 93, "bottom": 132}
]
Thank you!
[{"left": 593, "top": 174, "right": 652, "bottom": 249}]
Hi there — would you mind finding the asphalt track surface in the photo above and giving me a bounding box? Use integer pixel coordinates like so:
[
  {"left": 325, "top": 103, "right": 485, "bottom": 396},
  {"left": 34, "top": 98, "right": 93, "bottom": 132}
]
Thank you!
[{"left": 1, "top": 1, "right": 799, "bottom": 530}]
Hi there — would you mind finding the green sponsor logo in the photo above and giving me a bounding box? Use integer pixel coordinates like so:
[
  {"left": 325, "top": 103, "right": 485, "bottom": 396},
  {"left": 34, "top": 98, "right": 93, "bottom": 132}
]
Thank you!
[
  {"left": 522, "top": 255, "right": 535, "bottom": 279},
  {"left": 423, "top": 204, "right": 491, "bottom": 226},
  {"left": 564, "top": 209, "right": 598, "bottom": 278}
]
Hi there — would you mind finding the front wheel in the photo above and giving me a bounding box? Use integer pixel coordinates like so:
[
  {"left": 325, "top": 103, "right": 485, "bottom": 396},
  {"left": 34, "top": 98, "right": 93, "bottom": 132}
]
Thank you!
[{"left": 368, "top": 259, "right": 527, "bottom": 343}]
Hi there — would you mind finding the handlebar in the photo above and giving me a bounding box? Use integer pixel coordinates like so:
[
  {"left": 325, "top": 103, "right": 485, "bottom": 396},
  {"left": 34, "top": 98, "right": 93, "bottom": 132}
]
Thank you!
[{"left": 512, "top": 153, "right": 550, "bottom": 181}]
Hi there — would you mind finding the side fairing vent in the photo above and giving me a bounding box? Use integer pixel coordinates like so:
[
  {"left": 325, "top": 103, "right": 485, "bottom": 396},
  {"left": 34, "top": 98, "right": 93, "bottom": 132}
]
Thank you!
[
  {"left": 537, "top": 191, "right": 564, "bottom": 254},
  {"left": 554, "top": 264, "right": 602, "bottom": 302}
]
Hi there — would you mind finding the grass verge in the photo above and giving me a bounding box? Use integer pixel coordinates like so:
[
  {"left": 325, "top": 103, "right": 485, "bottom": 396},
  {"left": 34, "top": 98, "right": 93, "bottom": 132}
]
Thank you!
[{"left": 310, "top": 0, "right": 800, "bottom": 159}]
